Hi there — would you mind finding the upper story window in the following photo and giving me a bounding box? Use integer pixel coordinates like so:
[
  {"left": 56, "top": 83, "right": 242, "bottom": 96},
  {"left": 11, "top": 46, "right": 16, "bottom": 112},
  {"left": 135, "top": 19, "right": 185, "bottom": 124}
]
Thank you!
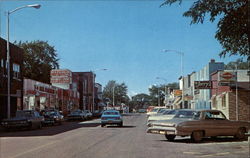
[
  {"left": 13, "top": 63, "right": 20, "bottom": 79},
  {"left": 1, "top": 59, "right": 4, "bottom": 68}
]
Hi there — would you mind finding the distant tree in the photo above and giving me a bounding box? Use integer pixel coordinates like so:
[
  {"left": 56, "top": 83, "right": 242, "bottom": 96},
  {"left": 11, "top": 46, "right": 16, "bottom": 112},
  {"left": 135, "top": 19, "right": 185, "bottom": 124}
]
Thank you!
[
  {"left": 148, "top": 82, "right": 179, "bottom": 106},
  {"left": 103, "top": 80, "right": 129, "bottom": 105},
  {"left": 161, "top": 0, "right": 249, "bottom": 60},
  {"left": 225, "top": 58, "right": 249, "bottom": 70},
  {"left": 130, "top": 93, "right": 152, "bottom": 110},
  {"left": 16, "top": 40, "right": 59, "bottom": 83}
]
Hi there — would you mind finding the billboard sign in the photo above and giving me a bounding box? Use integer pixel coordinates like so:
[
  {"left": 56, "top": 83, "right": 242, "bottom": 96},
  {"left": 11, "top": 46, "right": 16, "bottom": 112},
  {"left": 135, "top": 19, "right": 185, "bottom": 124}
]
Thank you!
[
  {"left": 173, "top": 90, "right": 182, "bottom": 97},
  {"left": 50, "top": 69, "right": 72, "bottom": 84},
  {"left": 218, "top": 71, "right": 237, "bottom": 82},
  {"left": 194, "top": 81, "right": 212, "bottom": 89}
]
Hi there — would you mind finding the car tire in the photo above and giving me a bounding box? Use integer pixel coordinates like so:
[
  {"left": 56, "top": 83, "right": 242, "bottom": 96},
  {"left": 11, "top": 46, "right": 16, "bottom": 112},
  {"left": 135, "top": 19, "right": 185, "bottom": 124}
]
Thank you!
[
  {"left": 235, "top": 128, "right": 246, "bottom": 139},
  {"left": 165, "top": 135, "right": 176, "bottom": 141},
  {"left": 119, "top": 122, "right": 123, "bottom": 127},
  {"left": 38, "top": 122, "right": 42, "bottom": 129},
  {"left": 191, "top": 131, "right": 203, "bottom": 142},
  {"left": 101, "top": 124, "right": 105, "bottom": 127}
]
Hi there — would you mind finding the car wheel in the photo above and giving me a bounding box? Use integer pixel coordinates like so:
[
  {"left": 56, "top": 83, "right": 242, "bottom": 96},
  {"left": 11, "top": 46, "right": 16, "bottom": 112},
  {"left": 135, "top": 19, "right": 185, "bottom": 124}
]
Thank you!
[
  {"left": 165, "top": 135, "right": 176, "bottom": 141},
  {"left": 119, "top": 122, "right": 123, "bottom": 127},
  {"left": 235, "top": 128, "right": 246, "bottom": 139},
  {"left": 191, "top": 131, "right": 203, "bottom": 142},
  {"left": 101, "top": 124, "right": 105, "bottom": 127},
  {"left": 38, "top": 122, "right": 42, "bottom": 129}
]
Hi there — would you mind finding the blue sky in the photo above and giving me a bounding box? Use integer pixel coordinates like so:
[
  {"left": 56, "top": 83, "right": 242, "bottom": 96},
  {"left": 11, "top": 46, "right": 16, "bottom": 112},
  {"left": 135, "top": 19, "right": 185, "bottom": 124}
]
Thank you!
[{"left": 0, "top": 0, "right": 242, "bottom": 96}]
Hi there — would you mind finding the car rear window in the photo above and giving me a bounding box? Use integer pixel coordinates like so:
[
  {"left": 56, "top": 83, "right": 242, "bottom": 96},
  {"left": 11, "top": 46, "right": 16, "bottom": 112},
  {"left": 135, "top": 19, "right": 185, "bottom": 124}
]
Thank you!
[{"left": 103, "top": 111, "right": 119, "bottom": 115}]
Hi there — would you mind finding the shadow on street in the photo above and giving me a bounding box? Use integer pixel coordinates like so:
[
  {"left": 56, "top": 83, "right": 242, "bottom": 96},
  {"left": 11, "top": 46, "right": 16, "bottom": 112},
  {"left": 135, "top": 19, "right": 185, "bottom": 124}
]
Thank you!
[
  {"left": 0, "top": 121, "right": 100, "bottom": 137},
  {"left": 105, "top": 125, "right": 136, "bottom": 128},
  {"left": 158, "top": 136, "right": 248, "bottom": 144}
]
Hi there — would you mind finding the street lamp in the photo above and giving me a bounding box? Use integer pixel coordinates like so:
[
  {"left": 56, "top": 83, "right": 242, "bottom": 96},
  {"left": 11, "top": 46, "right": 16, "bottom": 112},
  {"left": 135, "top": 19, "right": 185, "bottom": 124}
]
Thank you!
[
  {"left": 162, "top": 49, "right": 184, "bottom": 109},
  {"left": 91, "top": 68, "right": 107, "bottom": 112},
  {"left": 156, "top": 77, "right": 168, "bottom": 107},
  {"left": 6, "top": 4, "right": 41, "bottom": 119}
]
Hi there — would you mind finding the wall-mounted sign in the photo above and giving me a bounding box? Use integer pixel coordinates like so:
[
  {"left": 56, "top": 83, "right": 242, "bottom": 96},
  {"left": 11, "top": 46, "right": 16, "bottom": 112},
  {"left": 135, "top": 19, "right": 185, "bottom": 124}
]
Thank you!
[
  {"left": 194, "top": 81, "right": 212, "bottom": 89},
  {"left": 173, "top": 90, "right": 182, "bottom": 97},
  {"left": 50, "top": 69, "right": 72, "bottom": 84},
  {"left": 218, "top": 71, "right": 237, "bottom": 82}
]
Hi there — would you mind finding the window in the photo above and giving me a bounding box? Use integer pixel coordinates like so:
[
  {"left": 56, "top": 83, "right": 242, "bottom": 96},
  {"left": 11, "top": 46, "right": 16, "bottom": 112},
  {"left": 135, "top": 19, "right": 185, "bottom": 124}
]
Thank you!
[
  {"left": 1, "top": 59, "right": 4, "bottom": 67},
  {"left": 204, "top": 111, "right": 226, "bottom": 120},
  {"left": 221, "top": 94, "right": 226, "bottom": 108},
  {"left": 13, "top": 63, "right": 20, "bottom": 79}
]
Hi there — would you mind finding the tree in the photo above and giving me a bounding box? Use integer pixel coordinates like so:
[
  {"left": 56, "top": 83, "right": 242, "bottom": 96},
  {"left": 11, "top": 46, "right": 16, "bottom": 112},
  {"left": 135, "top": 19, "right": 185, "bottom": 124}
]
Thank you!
[
  {"left": 225, "top": 58, "right": 249, "bottom": 69},
  {"left": 129, "top": 93, "right": 152, "bottom": 110},
  {"left": 148, "top": 82, "right": 179, "bottom": 106},
  {"left": 103, "top": 80, "right": 129, "bottom": 105},
  {"left": 161, "top": 0, "right": 249, "bottom": 60},
  {"left": 16, "top": 40, "right": 59, "bottom": 83}
]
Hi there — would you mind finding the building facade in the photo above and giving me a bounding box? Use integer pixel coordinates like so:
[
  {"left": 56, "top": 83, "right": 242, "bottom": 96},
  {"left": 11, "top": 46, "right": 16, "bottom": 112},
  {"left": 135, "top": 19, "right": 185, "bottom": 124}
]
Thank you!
[
  {"left": 0, "top": 38, "right": 23, "bottom": 120},
  {"left": 211, "top": 70, "right": 250, "bottom": 121}
]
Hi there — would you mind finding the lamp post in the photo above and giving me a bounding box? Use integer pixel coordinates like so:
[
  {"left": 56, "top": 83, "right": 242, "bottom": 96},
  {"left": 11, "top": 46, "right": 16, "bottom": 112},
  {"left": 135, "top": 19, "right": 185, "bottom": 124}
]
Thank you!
[
  {"left": 91, "top": 69, "right": 107, "bottom": 112},
  {"left": 162, "top": 49, "right": 184, "bottom": 109},
  {"left": 6, "top": 4, "right": 41, "bottom": 119},
  {"left": 156, "top": 77, "right": 168, "bottom": 107}
]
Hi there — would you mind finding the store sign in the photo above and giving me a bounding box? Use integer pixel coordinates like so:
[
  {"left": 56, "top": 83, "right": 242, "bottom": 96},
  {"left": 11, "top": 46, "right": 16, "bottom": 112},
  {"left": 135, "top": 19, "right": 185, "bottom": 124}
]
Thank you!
[
  {"left": 173, "top": 90, "right": 182, "bottom": 97},
  {"left": 194, "top": 81, "right": 212, "bottom": 89},
  {"left": 50, "top": 69, "right": 72, "bottom": 84},
  {"left": 218, "top": 71, "right": 237, "bottom": 82}
]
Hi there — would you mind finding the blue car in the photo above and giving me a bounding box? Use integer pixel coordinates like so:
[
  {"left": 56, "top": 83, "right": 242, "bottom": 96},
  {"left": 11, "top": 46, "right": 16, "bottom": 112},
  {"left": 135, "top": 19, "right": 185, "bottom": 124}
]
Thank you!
[{"left": 101, "top": 110, "right": 123, "bottom": 127}]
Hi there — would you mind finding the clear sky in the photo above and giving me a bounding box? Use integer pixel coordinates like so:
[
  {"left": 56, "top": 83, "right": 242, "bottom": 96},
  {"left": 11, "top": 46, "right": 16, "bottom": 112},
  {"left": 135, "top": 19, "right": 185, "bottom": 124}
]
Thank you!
[{"left": 0, "top": 0, "right": 243, "bottom": 96}]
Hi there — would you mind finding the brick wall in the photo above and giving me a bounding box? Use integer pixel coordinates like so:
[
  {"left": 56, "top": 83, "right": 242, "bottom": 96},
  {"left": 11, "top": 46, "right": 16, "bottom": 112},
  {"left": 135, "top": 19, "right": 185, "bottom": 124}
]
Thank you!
[{"left": 228, "top": 90, "right": 250, "bottom": 121}]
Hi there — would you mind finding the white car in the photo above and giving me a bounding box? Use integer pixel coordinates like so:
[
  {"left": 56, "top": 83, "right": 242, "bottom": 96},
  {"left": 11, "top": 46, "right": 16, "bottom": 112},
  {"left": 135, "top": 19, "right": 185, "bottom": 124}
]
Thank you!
[
  {"left": 83, "top": 110, "right": 92, "bottom": 119},
  {"left": 147, "top": 110, "right": 178, "bottom": 127},
  {"left": 146, "top": 107, "right": 166, "bottom": 117}
]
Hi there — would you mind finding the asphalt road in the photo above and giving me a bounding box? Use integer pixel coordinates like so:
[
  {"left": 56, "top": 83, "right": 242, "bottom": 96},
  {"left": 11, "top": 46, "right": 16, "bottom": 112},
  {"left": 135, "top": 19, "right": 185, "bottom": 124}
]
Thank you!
[{"left": 0, "top": 113, "right": 249, "bottom": 158}]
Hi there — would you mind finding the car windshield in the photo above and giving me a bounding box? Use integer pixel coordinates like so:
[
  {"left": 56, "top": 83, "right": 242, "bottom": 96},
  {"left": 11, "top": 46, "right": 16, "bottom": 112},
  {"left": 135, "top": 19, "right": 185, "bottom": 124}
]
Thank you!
[
  {"left": 16, "top": 111, "right": 32, "bottom": 117},
  {"left": 157, "top": 108, "right": 167, "bottom": 113},
  {"left": 163, "top": 110, "right": 176, "bottom": 115},
  {"left": 174, "top": 111, "right": 196, "bottom": 118},
  {"left": 151, "top": 108, "right": 158, "bottom": 112},
  {"left": 45, "top": 111, "right": 57, "bottom": 115},
  {"left": 71, "top": 111, "right": 81, "bottom": 114}
]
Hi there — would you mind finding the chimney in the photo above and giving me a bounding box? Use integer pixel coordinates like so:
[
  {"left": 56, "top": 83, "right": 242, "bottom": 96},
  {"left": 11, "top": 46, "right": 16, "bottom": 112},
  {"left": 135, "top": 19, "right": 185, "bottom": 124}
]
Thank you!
[{"left": 210, "top": 59, "right": 215, "bottom": 63}]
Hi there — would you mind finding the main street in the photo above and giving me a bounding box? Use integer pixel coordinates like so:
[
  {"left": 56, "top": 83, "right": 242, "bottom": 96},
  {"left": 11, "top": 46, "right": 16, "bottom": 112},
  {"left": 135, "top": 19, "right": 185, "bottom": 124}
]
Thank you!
[{"left": 0, "top": 114, "right": 249, "bottom": 158}]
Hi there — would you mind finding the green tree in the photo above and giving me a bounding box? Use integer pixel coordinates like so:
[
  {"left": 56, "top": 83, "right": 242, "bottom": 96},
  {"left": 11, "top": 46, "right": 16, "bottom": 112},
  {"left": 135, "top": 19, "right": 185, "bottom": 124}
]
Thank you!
[
  {"left": 161, "top": 0, "right": 249, "bottom": 59},
  {"left": 148, "top": 82, "right": 179, "bottom": 106},
  {"left": 103, "top": 80, "right": 129, "bottom": 105},
  {"left": 16, "top": 40, "right": 59, "bottom": 83},
  {"left": 225, "top": 58, "right": 249, "bottom": 69},
  {"left": 129, "top": 93, "right": 152, "bottom": 110}
]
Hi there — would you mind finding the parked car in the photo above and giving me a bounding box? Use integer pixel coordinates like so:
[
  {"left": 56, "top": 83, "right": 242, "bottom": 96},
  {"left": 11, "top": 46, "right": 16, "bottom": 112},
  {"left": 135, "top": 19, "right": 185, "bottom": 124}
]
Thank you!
[
  {"left": 147, "top": 109, "right": 178, "bottom": 126},
  {"left": 101, "top": 110, "right": 123, "bottom": 127},
  {"left": 1, "top": 110, "right": 44, "bottom": 130},
  {"left": 83, "top": 110, "right": 92, "bottom": 119},
  {"left": 146, "top": 107, "right": 166, "bottom": 117},
  {"left": 92, "top": 110, "right": 103, "bottom": 118},
  {"left": 67, "top": 110, "right": 86, "bottom": 121},
  {"left": 138, "top": 109, "right": 147, "bottom": 113},
  {"left": 42, "top": 110, "right": 64, "bottom": 125},
  {"left": 147, "top": 110, "right": 250, "bottom": 142}
]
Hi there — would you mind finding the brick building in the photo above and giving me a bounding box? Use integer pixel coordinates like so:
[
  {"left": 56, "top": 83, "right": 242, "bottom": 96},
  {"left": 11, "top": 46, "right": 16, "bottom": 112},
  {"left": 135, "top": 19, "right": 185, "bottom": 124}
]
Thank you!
[
  {"left": 0, "top": 38, "right": 23, "bottom": 120},
  {"left": 211, "top": 70, "right": 250, "bottom": 121}
]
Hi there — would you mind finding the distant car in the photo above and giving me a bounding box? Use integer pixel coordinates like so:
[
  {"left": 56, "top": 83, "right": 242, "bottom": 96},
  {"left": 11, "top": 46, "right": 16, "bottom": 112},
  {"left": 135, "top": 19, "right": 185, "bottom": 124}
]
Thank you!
[
  {"left": 67, "top": 110, "right": 86, "bottom": 121},
  {"left": 101, "top": 110, "right": 123, "bottom": 127},
  {"left": 83, "top": 110, "right": 92, "bottom": 119},
  {"left": 1, "top": 110, "right": 44, "bottom": 130},
  {"left": 43, "top": 110, "right": 64, "bottom": 125},
  {"left": 138, "top": 109, "right": 147, "bottom": 113},
  {"left": 92, "top": 110, "right": 103, "bottom": 118},
  {"left": 147, "top": 110, "right": 250, "bottom": 142}
]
